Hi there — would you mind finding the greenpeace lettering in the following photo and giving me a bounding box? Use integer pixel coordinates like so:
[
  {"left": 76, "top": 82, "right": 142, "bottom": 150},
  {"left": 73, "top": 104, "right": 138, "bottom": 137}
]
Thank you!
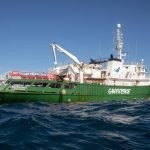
[{"left": 108, "top": 88, "right": 131, "bottom": 95}]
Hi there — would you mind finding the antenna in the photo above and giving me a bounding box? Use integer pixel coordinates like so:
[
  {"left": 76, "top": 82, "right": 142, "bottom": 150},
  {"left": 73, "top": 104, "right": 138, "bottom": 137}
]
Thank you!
[
  {"left": 112, "top": 31, "right": 115, "bottom": 52},
  {"left": 116, "top": 24, "right": 124, "bottom": 60}
]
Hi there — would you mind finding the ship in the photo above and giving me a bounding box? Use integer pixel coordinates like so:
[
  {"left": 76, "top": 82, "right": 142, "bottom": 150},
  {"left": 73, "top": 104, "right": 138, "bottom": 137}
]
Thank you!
[{"left": 0, "top": 24, "right": 150, "bottom": 103}]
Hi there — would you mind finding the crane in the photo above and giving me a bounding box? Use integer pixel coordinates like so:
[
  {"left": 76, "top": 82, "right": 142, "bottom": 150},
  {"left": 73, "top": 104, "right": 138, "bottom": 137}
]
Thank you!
[
  {"left": 51, "top": 43, "right": 82, "bottom": 66},
  {"left": 50, "top": 43, "right": 84, "bottom": 83}
]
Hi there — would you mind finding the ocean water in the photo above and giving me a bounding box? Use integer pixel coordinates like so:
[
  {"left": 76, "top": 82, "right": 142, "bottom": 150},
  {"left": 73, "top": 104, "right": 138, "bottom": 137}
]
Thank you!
[{"left": 0, "top": 100, "right": 150, "bottom": 150}]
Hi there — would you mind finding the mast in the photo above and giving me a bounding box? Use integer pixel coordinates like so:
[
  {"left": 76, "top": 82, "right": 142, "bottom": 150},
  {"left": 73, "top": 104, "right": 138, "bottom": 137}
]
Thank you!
[{"left": 116, "top": 24, "right": 124, "bottom": 60}]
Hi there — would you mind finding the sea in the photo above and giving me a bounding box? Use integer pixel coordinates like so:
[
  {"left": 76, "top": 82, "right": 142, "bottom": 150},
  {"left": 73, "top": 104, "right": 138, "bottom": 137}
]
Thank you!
[{"left": 0, "top": 100, "right": 150, "bottom": 150}]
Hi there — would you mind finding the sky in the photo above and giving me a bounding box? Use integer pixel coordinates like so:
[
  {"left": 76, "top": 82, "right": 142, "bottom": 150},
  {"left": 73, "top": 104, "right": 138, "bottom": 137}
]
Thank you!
[{"left": 0, "top": 0, "right": 150, "bottom": 74}]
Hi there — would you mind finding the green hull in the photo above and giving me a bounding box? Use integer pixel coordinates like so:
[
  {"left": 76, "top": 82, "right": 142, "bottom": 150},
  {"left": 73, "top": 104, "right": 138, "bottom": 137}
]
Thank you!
[{"left": 0, "top": 79, "right": 150, "bottom": 103}]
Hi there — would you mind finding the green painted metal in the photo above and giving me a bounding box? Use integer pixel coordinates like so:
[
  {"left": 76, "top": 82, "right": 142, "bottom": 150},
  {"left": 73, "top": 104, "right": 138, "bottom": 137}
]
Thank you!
[{"left": 0, "top": 79, "right": 150, "bottom": 103}]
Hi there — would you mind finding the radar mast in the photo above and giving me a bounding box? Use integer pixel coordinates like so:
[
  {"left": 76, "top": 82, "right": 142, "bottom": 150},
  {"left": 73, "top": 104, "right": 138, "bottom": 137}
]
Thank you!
[{"left": 116, "top": 24, "right": 124, "bottom": 60}]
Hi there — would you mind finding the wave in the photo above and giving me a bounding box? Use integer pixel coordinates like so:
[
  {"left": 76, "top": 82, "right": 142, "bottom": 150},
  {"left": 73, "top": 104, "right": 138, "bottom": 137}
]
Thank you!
[{"left": 0, "top": 100, "right": 150, "bottom": 149}]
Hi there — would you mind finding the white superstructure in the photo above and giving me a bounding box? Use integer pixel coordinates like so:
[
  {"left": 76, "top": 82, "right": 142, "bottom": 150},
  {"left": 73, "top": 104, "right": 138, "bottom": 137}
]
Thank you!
[{"left": 49, "top": 24, "right": 150, "bottom": 86}]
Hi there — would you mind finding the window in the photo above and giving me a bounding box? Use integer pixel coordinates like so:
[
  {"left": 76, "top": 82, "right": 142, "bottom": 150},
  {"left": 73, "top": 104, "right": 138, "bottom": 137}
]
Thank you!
[
  {"left": 48, "top": 83, "right": 62, "bottom": 88},
  {"left": 64, "top": 83, "right": 76, "bottom": 89},
  {"left": 32, "top": 82, "right": 48, "bottom": 87}
]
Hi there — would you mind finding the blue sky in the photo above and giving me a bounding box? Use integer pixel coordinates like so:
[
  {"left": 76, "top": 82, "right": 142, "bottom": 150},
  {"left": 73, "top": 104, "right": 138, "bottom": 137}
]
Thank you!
[{"left": 0, "top": 0, "right": 150, "bottom": 74}]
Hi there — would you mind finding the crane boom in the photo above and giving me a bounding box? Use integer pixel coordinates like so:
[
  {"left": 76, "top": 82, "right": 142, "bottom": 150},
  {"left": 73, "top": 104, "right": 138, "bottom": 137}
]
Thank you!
[
  {"left": 51, "top": 43, "right": 81, "bottom": 66},
  {"left": 51, "top": 43, "right": 84, "bottom": 83}
]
